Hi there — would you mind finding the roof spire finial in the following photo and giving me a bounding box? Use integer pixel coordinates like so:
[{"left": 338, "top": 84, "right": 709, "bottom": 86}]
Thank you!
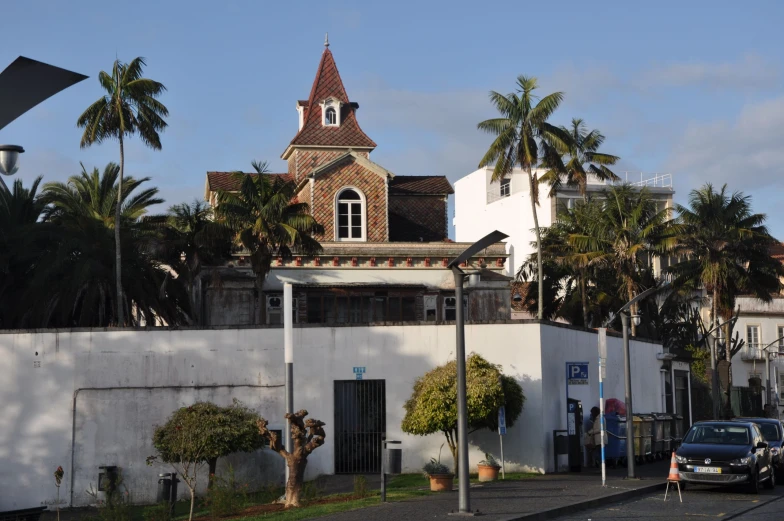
[{"left": 324, "top": 32, "right": 329, "bottom": 48}]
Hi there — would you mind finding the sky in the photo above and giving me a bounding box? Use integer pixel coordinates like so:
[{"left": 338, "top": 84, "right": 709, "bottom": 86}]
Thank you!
[{"left": 2, "top": 0, "right": 783, "bottom": 239}]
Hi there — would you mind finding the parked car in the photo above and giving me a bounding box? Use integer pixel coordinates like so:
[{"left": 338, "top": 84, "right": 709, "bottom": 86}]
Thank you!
[
  {"left": 675, "top": 421, "right": 775, "bottom": 493},
  {"left": 733, "top": 417, "right": 784, "bottom": 478}
]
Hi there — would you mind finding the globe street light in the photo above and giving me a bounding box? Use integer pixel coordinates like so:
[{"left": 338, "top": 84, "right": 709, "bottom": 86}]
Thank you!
[{"left": 0, "top": 144, "right": 24, "bottom": 176}]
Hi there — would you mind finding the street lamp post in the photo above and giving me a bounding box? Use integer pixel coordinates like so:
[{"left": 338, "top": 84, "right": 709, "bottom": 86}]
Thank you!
[
  {"left": 605, "top": 282, "right": 671, "bottom": 479},
  {"left": 448, "top": 230, "right": 508, "bottom": 515}
]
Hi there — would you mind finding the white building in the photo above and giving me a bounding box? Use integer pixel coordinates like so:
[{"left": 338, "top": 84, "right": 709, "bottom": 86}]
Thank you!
[
  {"left": 0, "top": 322, "right": 671, "bottom": 510},
  {"left": 716, "top": 245, "right": 784, "bottom": 414},
  {"left": 453, "top": 167, "right": 675, "bottom": 279}
]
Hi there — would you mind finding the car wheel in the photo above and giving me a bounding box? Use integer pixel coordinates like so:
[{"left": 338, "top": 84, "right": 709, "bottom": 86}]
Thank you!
[
  {"left": 748, "top": 468, "right": 761, "bottom": 494},
  {"left": 765, "top": 467, "right": 776, "bottom": 490}
]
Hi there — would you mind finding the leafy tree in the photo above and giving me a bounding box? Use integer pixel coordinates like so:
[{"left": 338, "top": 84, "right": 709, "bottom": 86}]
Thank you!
[
  {"left": 540, "top": 118, "right": 620, "bottom": 198},
  {"left": 77, "top": 57, "right": 169, "bottom": 325},
  {"left": 150, "top": 401, "right": 265, "bottom": 520},
  {"left": 401, "top": 353, "right": 524, "bottom": 472},
  {"left": 216, "top": 162, "right": 323, "bottom": 323},
  {"left": 478, "top": 76, "right": 570, "bottom": 319},
  {"left": 257, "top": 410, "right": 326, "bottom": 508}
]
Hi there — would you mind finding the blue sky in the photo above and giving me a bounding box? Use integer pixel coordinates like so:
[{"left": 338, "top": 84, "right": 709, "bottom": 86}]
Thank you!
[{"left": 2, "top": 0, "right": 783, "bottom": 239}]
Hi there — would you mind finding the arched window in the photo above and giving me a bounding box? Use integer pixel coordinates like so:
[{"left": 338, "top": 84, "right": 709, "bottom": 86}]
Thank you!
[
  {"left": 325, "top": 107, "right": 337, "bottom": 125},
  {"left": 336, "top": 188, "right": 365, "bottom": 241}
]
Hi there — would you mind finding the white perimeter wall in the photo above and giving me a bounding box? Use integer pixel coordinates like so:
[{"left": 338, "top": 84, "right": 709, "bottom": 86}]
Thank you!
[{"left": 0, "top": 323, "right": 663, "bottom": 510}]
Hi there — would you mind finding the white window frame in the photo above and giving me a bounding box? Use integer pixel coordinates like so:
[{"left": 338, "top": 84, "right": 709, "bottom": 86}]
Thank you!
[
  {"left": 266, "top": 294, "right": 298, "bottom": 325},
  {"left": 500, "top": 179, "right": 511, "bottom": 197},
  {"left": 334, "top": 187, "right": 366, "bottom": 242},
  {"left": 320, "top": 97, "right": 343, "bottom": 127},
  {"left": 424, "top": 295, "right": 437, "bottom": 322},
  {"left": 325, "top": 107, "right": 337, "bottom": 125},
  {"left": 778, "top": 325, "right": 784, "bottom": 352},
  {"left": 747, "top": 324, "right": 761, "bottom": 351}
]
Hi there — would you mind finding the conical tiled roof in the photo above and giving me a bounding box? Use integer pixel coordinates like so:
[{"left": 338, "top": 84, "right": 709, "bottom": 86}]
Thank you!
[{"left": 283, "top": 47, "right": 376, "bottom": 157}]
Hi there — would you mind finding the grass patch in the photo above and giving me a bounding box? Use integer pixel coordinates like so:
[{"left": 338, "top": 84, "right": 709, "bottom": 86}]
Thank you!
[{"left": 226, "top": 489, "right": 431, "bottom": 521}]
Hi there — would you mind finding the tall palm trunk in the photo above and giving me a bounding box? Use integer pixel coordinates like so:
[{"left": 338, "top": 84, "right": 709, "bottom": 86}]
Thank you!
[
  {"left": 527, "top": 166, "right": 543, "bottom": 320},
  {"left": 580, "top": 269, "right": 589, "bottom": 327},
  {"left": 626, "top": 279, "right": 637, "bottom": 337},
  {"left": 116, "top": 136, "right": 125, "bottom": 325}
]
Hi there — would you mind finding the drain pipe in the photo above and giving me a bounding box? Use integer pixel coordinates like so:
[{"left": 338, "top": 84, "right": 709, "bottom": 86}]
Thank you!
[{"left": 69, "top": 383, "right": 283, "bottom": 507}]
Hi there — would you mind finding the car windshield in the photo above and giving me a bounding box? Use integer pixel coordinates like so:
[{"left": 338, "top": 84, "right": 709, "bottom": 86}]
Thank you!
[
  {"left": 759, "top": 423, "right": 782, "bottom": 441},
  {"left": 684, "top": 425, "right": 750, "bottom": 445}
]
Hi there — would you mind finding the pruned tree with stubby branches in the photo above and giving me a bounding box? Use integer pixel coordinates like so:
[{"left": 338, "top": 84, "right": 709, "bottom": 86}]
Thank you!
[{"left": 257, "top": 410, "right": 325, "bottom": 508}]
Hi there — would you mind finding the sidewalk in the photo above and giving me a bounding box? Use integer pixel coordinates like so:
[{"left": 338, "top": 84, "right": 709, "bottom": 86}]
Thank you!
[{"left": 317, "top": 461, "right": 670, "bottom": 521}]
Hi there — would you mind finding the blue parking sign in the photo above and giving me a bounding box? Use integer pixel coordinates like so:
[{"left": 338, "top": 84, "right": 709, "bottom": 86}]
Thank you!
[{"left": 566, "top": 362, "right": 589, "bottom": 385}]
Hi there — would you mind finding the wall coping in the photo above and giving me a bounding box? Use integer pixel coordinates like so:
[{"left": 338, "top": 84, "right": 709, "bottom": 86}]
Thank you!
[{"left": 0, "top": 319, "right": 663, "bottom": 344}]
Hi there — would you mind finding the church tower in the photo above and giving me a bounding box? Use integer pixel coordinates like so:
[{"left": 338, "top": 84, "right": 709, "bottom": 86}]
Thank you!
[{"left": 282, "top": 35, "right": 377, "bottom": 183}]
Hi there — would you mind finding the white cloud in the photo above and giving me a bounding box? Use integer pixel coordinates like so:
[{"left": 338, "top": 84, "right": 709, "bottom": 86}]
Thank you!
[
  {"left": 665, "top": 95, "right": 784, "bottom": 237},
  {"left": 637, "top": 54, "right": 780, "bottom": 91}
]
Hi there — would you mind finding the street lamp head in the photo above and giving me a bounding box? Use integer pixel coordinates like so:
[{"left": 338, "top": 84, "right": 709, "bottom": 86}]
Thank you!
[
  {"left": 512, "top": 293, "right": 523, "bottom": 303},
  {"left": 0, "top": 145, "right": 24, "bottom": 176},
  {"left": 632, "top": 314, "right": 641, "bottom": 327}
]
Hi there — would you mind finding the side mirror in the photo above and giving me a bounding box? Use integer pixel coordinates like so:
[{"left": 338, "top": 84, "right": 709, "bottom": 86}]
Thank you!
[{"left": 757, "top": 441, "right": 769, "bottom": 449}]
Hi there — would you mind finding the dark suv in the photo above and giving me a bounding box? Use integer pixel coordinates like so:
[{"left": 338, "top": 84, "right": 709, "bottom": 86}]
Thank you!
[
  {"left": 733, "top": 417, "right": 784, "bottom": 478},
  {"left": 675, "top": 421, "right": 774, "bottom": 493}
]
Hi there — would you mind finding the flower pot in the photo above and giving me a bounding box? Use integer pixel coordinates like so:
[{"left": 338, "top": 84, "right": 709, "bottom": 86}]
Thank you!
[
  {"left": 428, "top": 474, "right": 454, "bottom": 492},
  {"left": 477, "top": 464, "right": 501, "bottom": 482}
]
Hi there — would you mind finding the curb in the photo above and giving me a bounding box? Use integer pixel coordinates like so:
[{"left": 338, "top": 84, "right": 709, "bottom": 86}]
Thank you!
[{"left": 503, "top": 482, "right": 665, "bottom": 521}]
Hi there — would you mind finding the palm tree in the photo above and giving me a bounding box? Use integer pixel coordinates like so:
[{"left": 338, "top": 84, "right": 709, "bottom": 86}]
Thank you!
[
  {"left": 574, "top": 184, "right": 668, "bottom": 336},
  {"left": 478, "top": 76, "right": 570, "bottom": 319},
  {"left": 0, "top": 176, "right": 46, "bottom": 327},
  {"left": 668, "top": 184, "right": 783, "bottom": 359},
  {"left": 552, "top": 199, "right": 607, "bottom": 327},
  {"left": 540, "top": 118, "right": 620, "bottom": 198},
  {"left": 77, "top": 57, "right": 169, "bottom": 325},
  {"left": 33, "top": 163, "right": 187, "bottom": 327},
  {"left": 42, "top": 162, "right": 162, "bottom": 227},
  {"left": 150, "top": 200, "right": 231, "bottom": 324},
  {"left": 216, "top": 161, "right": 324, "bottom": 324}
]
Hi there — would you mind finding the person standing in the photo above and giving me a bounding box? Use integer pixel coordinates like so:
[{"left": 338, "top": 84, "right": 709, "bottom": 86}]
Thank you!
[{"left": 583, "top": 407, "right": 601, "bottom": 466}]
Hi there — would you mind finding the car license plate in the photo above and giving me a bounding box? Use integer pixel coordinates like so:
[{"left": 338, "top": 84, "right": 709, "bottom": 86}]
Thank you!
[{"left": 694, "top": 466, "right": 721, "bottom": 474}]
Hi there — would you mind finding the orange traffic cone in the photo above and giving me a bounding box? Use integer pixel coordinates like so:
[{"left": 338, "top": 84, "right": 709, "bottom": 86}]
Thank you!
[
  {"left": 664, "top": 451, "right": 682, "bottom": 502},
  {"left": 668, "top": 451, "right": 680, "bottom": 481}
]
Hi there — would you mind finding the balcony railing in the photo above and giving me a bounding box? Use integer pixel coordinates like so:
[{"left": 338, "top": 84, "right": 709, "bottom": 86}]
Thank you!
[{"left": 741, "top": 345, "right": 766, "bottom": 361}]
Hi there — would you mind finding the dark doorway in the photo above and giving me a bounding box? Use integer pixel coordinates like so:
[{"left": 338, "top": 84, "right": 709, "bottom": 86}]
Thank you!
[{"left": 334, "top": 380, "right": 386, "bottom": 473}]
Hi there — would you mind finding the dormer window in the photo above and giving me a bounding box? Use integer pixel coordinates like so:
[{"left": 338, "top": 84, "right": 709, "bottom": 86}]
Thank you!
[
  {"left": 320, "top": 97, "right": 343, "bottom": 127},
  {"left": 325, "top": 107, "right": 337, "bottom": 125}
]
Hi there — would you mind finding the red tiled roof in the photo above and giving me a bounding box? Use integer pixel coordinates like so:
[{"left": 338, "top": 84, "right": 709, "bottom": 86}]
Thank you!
[
  {"left": 772, "top": 242, "right": 784, "bottom": 262},
  {"left": 206, "top": 171, "right": 293, "bottom": 192},
  {"left": 511, "top": 281, "right": 534, "bottom": 312},
  {"left": 388, "top": 176, "right": 454, "bottom": 195},
  {"left": 284, "top": 48, "right": 376, "bottom": 153}
]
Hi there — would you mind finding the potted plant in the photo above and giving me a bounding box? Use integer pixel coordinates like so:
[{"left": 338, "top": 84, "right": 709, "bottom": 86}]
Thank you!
[
  {"left": 423, "top": 457, "right": 453, "bottom": 492},
  {"left": 477, "top": 453, "right": 501, "bottom": 482}
]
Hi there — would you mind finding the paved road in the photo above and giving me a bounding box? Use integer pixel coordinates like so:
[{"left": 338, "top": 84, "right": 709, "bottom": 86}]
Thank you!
[{"left": 555, "top": 483, "right": 784, "bottom": 520}]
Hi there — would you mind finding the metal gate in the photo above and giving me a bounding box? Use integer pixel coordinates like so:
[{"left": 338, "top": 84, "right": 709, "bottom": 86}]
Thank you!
[{"left": 334, "top": 380, "right": 386, "bottom": 473}]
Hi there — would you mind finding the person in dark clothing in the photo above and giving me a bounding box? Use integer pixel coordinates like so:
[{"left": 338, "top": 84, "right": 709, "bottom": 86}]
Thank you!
[{"left": 583, "top": 407, "right": 602, "bottom": 466}]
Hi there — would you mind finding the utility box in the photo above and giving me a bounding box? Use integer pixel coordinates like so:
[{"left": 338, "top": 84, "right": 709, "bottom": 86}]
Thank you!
[
  {"left": 567, "top": 398, "right": 583, "bottom": 472},
  {"left": 383, "top": 440, "right": 402, "bottom": 475}
]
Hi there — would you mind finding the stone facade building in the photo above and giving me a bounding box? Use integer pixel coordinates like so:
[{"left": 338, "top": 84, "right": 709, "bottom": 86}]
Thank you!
[{"left": 201, "top": 42, "right": 510, "bottom": 326}]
